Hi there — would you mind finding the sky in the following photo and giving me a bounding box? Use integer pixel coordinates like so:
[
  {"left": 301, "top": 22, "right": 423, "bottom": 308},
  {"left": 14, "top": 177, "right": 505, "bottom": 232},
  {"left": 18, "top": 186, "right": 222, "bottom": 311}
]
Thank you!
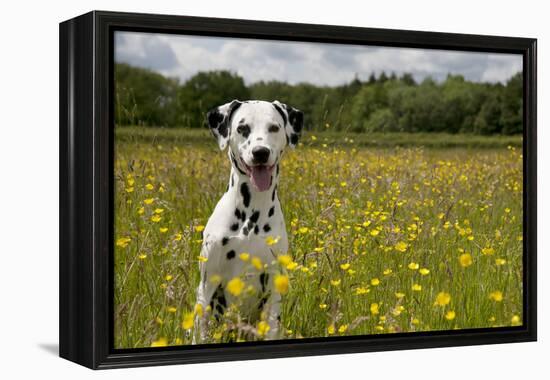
[{"left": 115, "top": 31, "right": 522, "bottom": 87}]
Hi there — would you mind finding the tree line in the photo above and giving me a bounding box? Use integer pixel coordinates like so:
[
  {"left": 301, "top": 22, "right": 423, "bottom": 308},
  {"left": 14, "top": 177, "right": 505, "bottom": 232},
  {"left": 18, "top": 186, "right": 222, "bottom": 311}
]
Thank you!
[{"left": 115, "top": 62, "right": 522, "bottom": 135}]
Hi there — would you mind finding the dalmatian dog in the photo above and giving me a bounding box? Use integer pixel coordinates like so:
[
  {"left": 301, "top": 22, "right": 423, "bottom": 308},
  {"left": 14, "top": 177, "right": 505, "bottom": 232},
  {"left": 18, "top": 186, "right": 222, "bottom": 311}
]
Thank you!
[{"left": 195, "top": 100, "right": 303, "bottom": 342}]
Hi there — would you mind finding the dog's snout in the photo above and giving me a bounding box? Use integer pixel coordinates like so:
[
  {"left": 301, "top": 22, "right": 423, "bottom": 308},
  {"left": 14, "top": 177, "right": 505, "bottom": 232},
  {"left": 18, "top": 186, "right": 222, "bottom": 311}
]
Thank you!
[{"left": 252, "top": 146, "right": 270, "bottom": 164}]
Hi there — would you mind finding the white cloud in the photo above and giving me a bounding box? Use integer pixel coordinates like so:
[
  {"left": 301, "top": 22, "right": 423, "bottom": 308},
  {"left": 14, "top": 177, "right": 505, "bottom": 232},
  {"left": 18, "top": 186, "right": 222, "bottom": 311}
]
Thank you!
[{"left": 115, "top": 31, "right": 522, "bottom": 86}]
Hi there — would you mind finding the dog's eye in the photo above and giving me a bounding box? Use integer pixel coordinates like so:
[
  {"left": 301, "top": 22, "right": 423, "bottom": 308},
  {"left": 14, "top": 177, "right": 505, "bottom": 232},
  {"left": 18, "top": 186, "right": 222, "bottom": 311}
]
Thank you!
[
  {"left": 237, "top": 124, "right": 250, "bottom": 136},
  {"left": 268, "top": 124, "right": 280, "bottom": 133}
]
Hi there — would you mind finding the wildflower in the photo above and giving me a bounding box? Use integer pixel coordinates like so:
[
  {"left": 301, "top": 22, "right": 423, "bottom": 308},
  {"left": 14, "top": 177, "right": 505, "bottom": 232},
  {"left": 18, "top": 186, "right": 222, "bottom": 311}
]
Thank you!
[
  {"left": 227, "top": 277, "right": 245, "bottom": 296},
  {"left": 408, "top": 262, "right": 419, "bottom": 270},
  {"left": 197, "top": 256, "right": 208, "bottom": 263},
  {"left": 257, "top": 321, "right": 270, "bottom": 337},
  {"left": 338, "top": 324, "right": 348, "bottom": 333},
  {"left": 445, "top": 310, "right": 456, "bottom": 320},
  {"left": 383, "top": 268, "right": 393, "bottom": 275},
  {"left": 319, "top": 303, "right": 328, "bottom": 310},
  {"left": 174, "top": 233, "right": 182, "bottom": 241},
  {"left": 144, "top": 198, "right": 154, "bottom": 205},
  {"left": 412, "top": 318, "right": 420, "bottom": 325},
  {"left": 159, "top": 227, "right": 168, "bottom": 233},
  {"left": 434, "top": 292, "right": 451, "bottom": 306},
  {"left": 150, "top": 337, "right": 168, "bottom": 347},
  {"left": 125, "top": 187, "right": 134, "bottom": 193},
  {"left": 156, "top": 317, "right": 163, "bottom": 325},
  {"left": 330, "top": 279, "right": 341, "bottom": 287},
  {"left": 340, "top": 263, "right": 351, "bottom": 271},
  {"left": 495, "top": 258, "right": 507, "bottom": 266},
  {"left": 154, "top": 208, "right": 164, "bottom": 214},
  {"left": 459, "top": 253, "right": 473, "bottom": 267},
  {"left": 482, "top": 247, "right": 495, "bottom": 256},
  {"left": 298, "top": 227, "right": 309, "bottom": 234},
  {"left": 182, "top": 312, "right": 194, "bottom": 330},
  {"left": 286, "top": 262, "right": 299, "bottom": 270},
  {"left": 274, "top": 274, "right": 289, "bottom": 295},
  {"left": 489, "top": 291, "right": 503, "bottom": 302},
  {"left": 167, "top": 306, "right": 177, "bottom": 313},
  {"left": 327, "top": 324, "right": 335, "bottom": 335},
  {"left": 145, "top": 183, "right": 154, "bottom": 190},
  {"left": 194, "top": 303, "right": 203, "bottom": 317},
  {"left": 165, "top": 274, "right": 173, "bottom": 281},
  {"left": 277, "top": 254, "right": 292, "bottom": 266},
  {"left": 412, "top": 284, "right": 422, "bottom": 291},
  {"left": 194, "top": 225, "right": 205, "bottom": 232},
  {"left": 265, "top": 236, "right": 280, "bottom": 246},
  {"left": 355, "top": 287, "right": 369, "bottom": 295},
  {"left": 251, "top": 257, "right": 263, "bottom": 270},
  {"left": 239, "top": 252, "right": 250, "bottom": 262},
  {"left": 371, "top": 278, "right": 380, "bottom": 286},
  {"left": 151, "top": 214, "right": 162, "bottom": 223},
  {"left": 395, "top": 292, "right": 405, "bottom": 299},
  {"left": 419, "top": 268, "right": 430, "bottom": 275},
  {"left": 138, "top": 207, "right": 144, "bottom": 215},
  {"left": 394, "top": 241, "right": 408, "bottom": 252},
  {"left": 340, "top": 181, "right": 347, "bottom": 187},
  {"left": 138, "top": 254, "right": 147, "bottom": 260},
  {"left": 370, "top": 229, "right": 380, "bottom": 237},
  {"left": 511, "top": 315, "right": 521, "bottom": 326},
  {"left": 116, "top": 237, "right": 131, "bottom": 248},
  {"left": 370, "top": 303, "right": 380, "bottom": 315}
]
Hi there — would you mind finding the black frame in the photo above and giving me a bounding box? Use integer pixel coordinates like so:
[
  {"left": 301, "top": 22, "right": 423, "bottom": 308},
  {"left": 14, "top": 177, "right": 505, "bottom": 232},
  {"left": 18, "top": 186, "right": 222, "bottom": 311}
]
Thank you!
[{"left": 59, "top": 10, "right": 537, "bottom": 369}]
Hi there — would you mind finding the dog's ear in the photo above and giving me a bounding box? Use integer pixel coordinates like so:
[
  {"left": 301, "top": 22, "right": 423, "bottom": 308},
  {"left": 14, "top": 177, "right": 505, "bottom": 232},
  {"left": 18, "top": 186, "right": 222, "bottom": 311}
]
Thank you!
[
  {"left": 206, "top": 100, "right": 243, "bottom": 150},
  {"left": 272, "top": 100, "right": 304, "bottom": 149}
]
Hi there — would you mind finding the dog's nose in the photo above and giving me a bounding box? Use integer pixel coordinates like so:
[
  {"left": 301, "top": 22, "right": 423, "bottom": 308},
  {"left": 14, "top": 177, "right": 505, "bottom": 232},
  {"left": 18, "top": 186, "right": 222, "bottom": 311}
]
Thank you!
[{"left": 252, "top": 146, "right": 270, "bottom": 164}]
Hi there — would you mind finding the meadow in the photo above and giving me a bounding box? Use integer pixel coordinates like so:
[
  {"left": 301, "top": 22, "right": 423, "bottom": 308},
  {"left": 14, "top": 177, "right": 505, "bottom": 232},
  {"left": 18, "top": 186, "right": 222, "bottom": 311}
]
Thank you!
[{"left": 114, "top": 127, "right": 523, "bottom": 348}]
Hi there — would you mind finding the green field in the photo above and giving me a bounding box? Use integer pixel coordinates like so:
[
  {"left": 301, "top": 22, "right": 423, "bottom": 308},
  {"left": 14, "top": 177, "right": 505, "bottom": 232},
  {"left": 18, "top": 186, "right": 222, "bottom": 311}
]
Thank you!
[{"left": 114, "top": 127, "right": 523, "bottom": 348}]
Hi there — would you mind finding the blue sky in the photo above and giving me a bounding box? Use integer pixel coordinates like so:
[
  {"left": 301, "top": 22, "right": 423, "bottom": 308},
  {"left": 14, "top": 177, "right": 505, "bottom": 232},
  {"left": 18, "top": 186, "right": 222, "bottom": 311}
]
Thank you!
[{"left": 115, "top": 31, "right": 522, "bottom": 86}]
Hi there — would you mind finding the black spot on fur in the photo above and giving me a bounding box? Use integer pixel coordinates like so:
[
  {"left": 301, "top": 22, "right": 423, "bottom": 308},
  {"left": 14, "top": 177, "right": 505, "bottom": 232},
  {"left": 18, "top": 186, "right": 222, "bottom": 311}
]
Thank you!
[
  {"left": 243, "top": 226, "right": 250, "bottom": 236},
  {"left": 268, "top": 206, "right": 275, "bottom": 217},
  {"left": 290, "top": 133, "right": 299, "bottom": 145},
  {"left": 254, "top": 225, "right": 259, "bottom": 234},
  {"left": 231, "top": 175, "right": 234, "bottom": 187},
  {"left": 276, "top": 164, "right": 280, "bottom": 176},
  {"left": 237, "top": 124, "right": 251, "bottom": 138},
  {"left": 230, "top": 223, "right": 239, "bottom": 231},
  {"left": 272, "top": 103, "right": 287, "bottom": 125},
  {"left": 241, "top": 211, "right": 246, "bottom": 222},
  {"left": 263, "top": 224, "right": 271, "bottom": 232},
  {"left": 210, "top": 285, "right": 227, "bottom": 321},
  {"left": 234, "top": 208, "right": 242, "bottom": 219},
  {"left": 272, "top": 185, "right": 277, "bottom": 201},
  {"left": 250, "top": 210, "right": 260, "bottom": 223},
  {"left": 222, "top": 237, "right": 229, "bottom": 246},
  {"left": 241, "top": 183, "right": 251, "bottom": 208},
  {"left": 246, "top": 220, "right": 254, "bottom": 230},
  {"left": 258, "top": 296, "right": 267, "bottom": 311},
  {"left": 226, "top": 250, "right": 236, "bottom": 260},
  {"left": 259, "top": 272, "right": 269, "bottom": 293}
]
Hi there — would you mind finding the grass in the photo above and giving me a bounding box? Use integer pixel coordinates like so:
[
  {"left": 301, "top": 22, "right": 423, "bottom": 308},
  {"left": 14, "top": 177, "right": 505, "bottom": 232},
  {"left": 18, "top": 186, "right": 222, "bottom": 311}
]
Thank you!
[{"left": 114, "top": 126, "right": 523, "bottom": 348}]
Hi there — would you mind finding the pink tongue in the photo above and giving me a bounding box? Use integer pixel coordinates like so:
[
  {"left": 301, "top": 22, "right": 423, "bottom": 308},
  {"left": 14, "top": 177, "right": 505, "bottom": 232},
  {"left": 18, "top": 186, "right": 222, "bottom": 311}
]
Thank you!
[{"left": 250, "top": 166, "right": 271, "bottom": 192}]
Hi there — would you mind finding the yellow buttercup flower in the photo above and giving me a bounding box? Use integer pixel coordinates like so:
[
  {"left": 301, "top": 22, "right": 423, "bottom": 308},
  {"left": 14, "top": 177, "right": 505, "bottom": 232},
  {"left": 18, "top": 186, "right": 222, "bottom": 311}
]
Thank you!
[
  {"left": 340, "top": 263, "right": 351, "bottom": 270},
  {"left": 194, "top": 303, "right": 203, "bottom": 317},
  {"left": 144, "top": 198, "right": 154, "bottom": 205},
  {"left": 277, "top": 254, "right": 292, "bottom": 266},
  {"left": 370, "top": 303, "right": 380, "bottom": 315},
  {"left": 489, "top": 291, "right": 503, "bottom": 302},
  {"left": 116, "top": 237, "right": 131, "bottom": 248},
  {"left": 150, "top": 337, "right": 168, "bottom": 347},
  {"left": 419, "top": 268, "right": 430, "bottom": 275},
  {"left": 265, "top": 236, "right": 280, "bottom": 246},
  {"left": 251, "top": 257, "right": 263, "bottom": 270},
  {"left": 434, "top": 292, "right": 451, "bottom": 306},
  {"left": 167, "top": 306, "right": 177, "bottom": 313},
  {"left": 151, "top": 214, "right": 162, "bottom": 223},
  {"left": 238, "top": 252, "right": 250, "bottom": 262},
  {"left": 395, "top": 292, "right": 405, "bottom": 299},
  {"left": 371, "top": 278, "right": 380, "bottom": 286},
  {"left": 197, "top": 256, "right": 208, "bottom": 263},
  {"left": 459, "top": 253, "right": 473, "bottom": 267},
  {"left": 327, "top": 324, "right": 335, "bottom": 335},
  {"left": 165, "top": 274, "right": 173, "bottom": 281},
  {"left": 383, "top": 268, "right": 393, "bottom": 275},
  {"left": 154, "top": 208, "right": 164, "bottom": 214},
  {"left": 159, "top": 227, "right": 168, "bottom": 233},
  {"left": 511, "top": 315, "right": 521, "bottom": 326},
  {"left": 182, "top": 312, "right": 194, "bottom": 330},
  {"left": 330, "top": 279, "right": 341, "bottom": 287},
  {"left": 319, "top": 303, "right": 328, "bottom": 310},
  {"left": 227, "top": 277, "right": 245, "bottom": 296},
  {"left": 408, "top": 262, "right": 419, "bottom": 270},
  {"left": 145, "top": 183, "right": 155, "bottom": 190},
  {"left": 274, "top": 274, "right": 290, "bottom": 295},
  {"left": 286, "top": 262, "right": 299, "bottom": 270},
  {"left": 338, "top": 324, "right": 348, "bottom": 333},
  {"left": 445, "top": 310, "right": 456, "bottom": 320},
  {"left": 257, "top": 321, "right": 270, "bottom": 337},
  {"left": 495, "top": 258, "right": 507, "bottom": 266},
  {"left": 138, "top": 254, "right": 147, "bottom": 260},
  {"left": 412, "top": 284, "right": 422, "bottom": 291},
  {"left": 194, "top": 225, "right": 205, "bottom": 232},
  {"left": 394, "top": 241, "right": 408, "bottom": 252}
]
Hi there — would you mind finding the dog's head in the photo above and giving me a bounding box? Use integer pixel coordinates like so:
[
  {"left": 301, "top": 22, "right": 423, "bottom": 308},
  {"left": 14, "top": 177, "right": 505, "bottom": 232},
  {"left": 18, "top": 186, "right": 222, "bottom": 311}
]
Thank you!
[{"left": 206, "top": 100, "right": 303, "bottom": 192}]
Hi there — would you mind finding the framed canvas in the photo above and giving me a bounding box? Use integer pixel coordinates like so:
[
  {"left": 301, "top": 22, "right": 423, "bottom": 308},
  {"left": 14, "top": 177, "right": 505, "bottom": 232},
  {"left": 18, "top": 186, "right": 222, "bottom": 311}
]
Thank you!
[{"left": 59, "top": 10, "right": 537, "bottom": 369}]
